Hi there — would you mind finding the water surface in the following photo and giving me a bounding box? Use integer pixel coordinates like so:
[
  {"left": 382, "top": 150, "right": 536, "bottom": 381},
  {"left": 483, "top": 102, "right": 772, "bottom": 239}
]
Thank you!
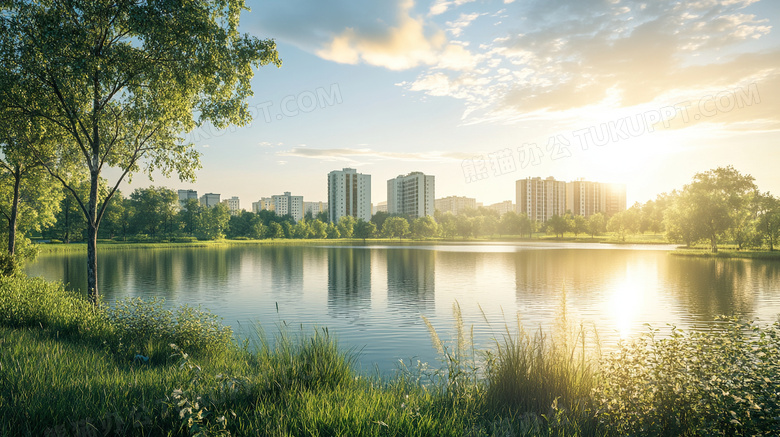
[{"left": 26, "top": 242, "right": 780, "bottom": 372}]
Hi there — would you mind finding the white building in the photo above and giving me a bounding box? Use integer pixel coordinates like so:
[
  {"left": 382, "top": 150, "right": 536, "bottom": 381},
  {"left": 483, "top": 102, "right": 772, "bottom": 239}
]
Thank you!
[
  {"left": 304, "top": 201, "right": 328, "bottom": 217},
  {"left": 434, "top": 196, "right": 476, "bottom": 215},
  {"left": 387, "top": 172, "right": 435, "bottom": 219},
  {"left": 222, "top": 196, "right": 240, "bottom": 216},
  {"left": 199, "top": 192, "right": 220, "bottom": 208},
  {"left": 487, "top": 200, "right": 515, "bottom": 216},
  {"left": 374, "top": 201, "right": 387, "bottom": 214},
  {"left": 252, "top": 197, "right": 275, "bottom": 214},
  {"left": 328, "top": 168, "right": 371, "bottom": 223},
  {"left": 272, "top": 191, "right": 304, "bottom": 222}
]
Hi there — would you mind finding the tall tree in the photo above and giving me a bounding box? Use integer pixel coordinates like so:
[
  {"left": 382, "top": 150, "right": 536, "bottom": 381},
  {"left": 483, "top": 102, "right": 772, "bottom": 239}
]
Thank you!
[
  {"left": 0, "top": 0, "right": 280, "bottom": 303},
  {"left": 382, "top": 216, "right": 409, "bottom": 241},
  {"left": 0, "top": 121, "right": 61, "bottom": 256},
  {"left": 756, "top": 193, "right": 780, "bottom": 251},
  {"left": 683, "top": 167, "right": 757, "bottom": 253}
]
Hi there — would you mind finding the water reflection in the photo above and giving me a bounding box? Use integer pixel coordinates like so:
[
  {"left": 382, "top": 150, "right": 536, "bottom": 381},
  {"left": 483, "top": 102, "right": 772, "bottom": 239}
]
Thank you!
[
  {"left": 23, "top": 244, "right": 780, "bottom": 372},
  {"left": 386, "top": 249, "right": 435, "bottom": 322},
  {"left": 327, "top": 248, "right": 371, "bottom": 321}
]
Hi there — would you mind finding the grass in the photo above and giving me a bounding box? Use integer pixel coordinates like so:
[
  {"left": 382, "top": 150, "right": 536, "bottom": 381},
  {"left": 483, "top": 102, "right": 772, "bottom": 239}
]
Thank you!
[
  {"left": 2, "top": 273, "right": 779, "bottom": 436},
  {"left": 672, "top": 247, "right": 780, "bottom": 260}
]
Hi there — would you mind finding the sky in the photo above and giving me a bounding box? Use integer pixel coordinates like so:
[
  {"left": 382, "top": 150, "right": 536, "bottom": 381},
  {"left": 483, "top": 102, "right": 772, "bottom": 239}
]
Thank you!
[{"left": 126, "top": 0, "right": 780, "bottom": 209}]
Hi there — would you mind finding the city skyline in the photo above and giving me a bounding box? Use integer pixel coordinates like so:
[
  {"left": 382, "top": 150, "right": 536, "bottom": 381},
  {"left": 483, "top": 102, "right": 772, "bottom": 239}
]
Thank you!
[{"left": 110, "top": 0, "right": 780, "bottom": 209}]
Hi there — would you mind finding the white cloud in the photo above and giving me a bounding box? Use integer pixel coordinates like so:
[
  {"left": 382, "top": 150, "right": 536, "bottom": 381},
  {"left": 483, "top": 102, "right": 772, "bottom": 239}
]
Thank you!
[
  {"left": 277, "top": 147, "right": 473, "bottom": 162},
  {"left": 400, "top": 0, "right": 779, "bottom": 127},
  {"left": 315, "top": 1, "right": 447, "bottom": 70}
]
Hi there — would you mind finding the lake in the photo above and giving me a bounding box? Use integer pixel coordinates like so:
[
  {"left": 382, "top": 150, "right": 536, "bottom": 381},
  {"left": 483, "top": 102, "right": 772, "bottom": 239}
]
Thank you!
[{"left": 25, "top": 242, "right": 780, "bottom": 373}]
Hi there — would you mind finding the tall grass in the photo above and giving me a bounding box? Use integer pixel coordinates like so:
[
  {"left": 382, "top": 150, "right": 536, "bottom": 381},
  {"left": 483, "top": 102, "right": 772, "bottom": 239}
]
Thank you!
[{"left": 2, "top": 273, "right": 780, "bottom": 435}]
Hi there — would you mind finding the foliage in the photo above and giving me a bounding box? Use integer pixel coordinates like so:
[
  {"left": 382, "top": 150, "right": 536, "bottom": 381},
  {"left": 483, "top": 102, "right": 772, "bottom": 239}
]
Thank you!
[
  {"left": 0, "top": 0, "right": 281, "bottom": 302},
  {"left": 546, "top": 215, "right": 570, "bottom": 238},
  {"left": 353, "top": 218, "right": 376, "bottom": 242},
  {"left": 107, "top": 298, "right": 233, "bottom": 358},
  {"left": 412, "top": 216, "right": 439, "bottom": 239},
  {"left": 594, "top": 319, "right": 780, "bottom": 436},
  {"left": 382, "top": 216, "right": 410, "bottom": 240}
]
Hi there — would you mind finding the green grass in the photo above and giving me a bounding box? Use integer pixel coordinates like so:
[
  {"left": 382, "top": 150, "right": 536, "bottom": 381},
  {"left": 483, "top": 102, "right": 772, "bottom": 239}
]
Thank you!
[
  {"left": 2, "top": 273, "right": 779, "bottom": 436},
  {"left": 672, "top": 248, "right": 780, "bottom": 260}
]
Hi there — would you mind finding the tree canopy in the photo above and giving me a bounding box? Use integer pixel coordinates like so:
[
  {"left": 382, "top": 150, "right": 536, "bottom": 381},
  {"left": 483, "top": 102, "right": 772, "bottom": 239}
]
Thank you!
[{"left": 0, "top": 0, "right": 281, "bottom": 301}]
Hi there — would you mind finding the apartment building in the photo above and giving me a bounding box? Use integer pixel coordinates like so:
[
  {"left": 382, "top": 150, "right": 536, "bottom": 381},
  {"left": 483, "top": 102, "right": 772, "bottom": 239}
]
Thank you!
[
  {"left": 387, "top": 172, "right": 435, "bottom": 219},
  {"left": 328, "top": 168, "right": 371, "bottom": 223},
  {"left": 434, "top": 196, "right": 476, "bottom": 215},
  {"left": 516, "top": 177, "right": 567, "bottom": 222}
]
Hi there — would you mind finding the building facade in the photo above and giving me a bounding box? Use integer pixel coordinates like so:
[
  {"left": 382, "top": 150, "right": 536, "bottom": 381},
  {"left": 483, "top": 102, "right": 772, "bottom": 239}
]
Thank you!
[
  {"left": 328, "top": 168, "right": 371, "bottom": 223},
  {"left": 199, "top": 193, "right": 220, "bottom": 208},
  {"left": 222, "top": 196, "right": 240, "bottom": 216},
  {"left": 566, "top": 179, "right": 627, "bottom": 218},
  {"left": 272, "top": 191, "right": 304, "bottom": 222},
  {"left": 177, "top": 189, "right": 198, "bottom": 209},
  {"left": 387, "top": 172, "right": 435, "bottom": 219},
  {"left": 434, "top": 196, "right": 476, "bottom": 215},
  {"left": 516, "top": 177, "right": 567, "bottom": 222},
  {"left": 487, "top": 200, "right": 515, "bottom": 216},
  {"left": 304, "top": 201, "right": 328, "bottom": 217},
  {"left": 251, "top": 197, "right": 274, "bottom": 214}
]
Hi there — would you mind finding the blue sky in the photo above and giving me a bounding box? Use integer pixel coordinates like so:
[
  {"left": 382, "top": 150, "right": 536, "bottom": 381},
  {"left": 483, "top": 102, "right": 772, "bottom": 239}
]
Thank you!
[{"left": 131, "top": 0, "right": 780, "bottom": 209}]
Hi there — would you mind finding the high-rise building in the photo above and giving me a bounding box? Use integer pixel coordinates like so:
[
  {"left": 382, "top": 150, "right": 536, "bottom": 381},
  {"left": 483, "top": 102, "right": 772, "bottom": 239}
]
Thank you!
[
  {"left": 252, "top": 197, "right": 275, "bottom": 214},
  {"left": 304, "top": 201, "right": 328, "bottom": 217},
  {"left": 222, "top": 196, "right": 240, "bottom": 216},
  {"left": 177, "top": 189, "right": 198, "bottom": 209},
  {"left": 199, "top": 193, "right": 220, "bottom": 208},
  {"left": 566, "top": 179, "right": 627, "bottom": 218},
  {"left": 434, "top": 196, "right": 476, "bottom": 215},
  {"left": 328, "top": 168, "right": 371, "bottom": 223},
  {"left": 604, "top": 183, "right": 627, "bottom": 217},
  {"left": 387, "top": 172, "right": 435, "bottom": 219},
  {"left": 374, "top": 201, "right": 388, "bottom": 214},
  {"left": 487, "top": 200, "right": 515, "bottom": 216},
  {"left": 516, "top": 177, "right": 567, "bottom": 222},
  {"left": 272, "top": 191, "right": 304, "bottom": 222}
]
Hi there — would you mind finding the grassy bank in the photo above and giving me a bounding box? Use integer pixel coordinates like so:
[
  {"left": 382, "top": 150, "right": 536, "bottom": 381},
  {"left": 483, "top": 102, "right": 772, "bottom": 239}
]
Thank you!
[
  {"left": 35, "top": 233, "right": 674, "bottom": 255},
  {"left": 672, "top": 248, "right": 780, "bottom": 260},
  {"left": 2, "top": 275, "right": 779, "bottom": 436}
]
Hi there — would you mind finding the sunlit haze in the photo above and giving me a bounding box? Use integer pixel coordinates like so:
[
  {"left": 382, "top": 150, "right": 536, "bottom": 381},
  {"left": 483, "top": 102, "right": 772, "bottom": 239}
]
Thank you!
[{"left": 120, "top": 0, "right": 780, "bottom": 209}]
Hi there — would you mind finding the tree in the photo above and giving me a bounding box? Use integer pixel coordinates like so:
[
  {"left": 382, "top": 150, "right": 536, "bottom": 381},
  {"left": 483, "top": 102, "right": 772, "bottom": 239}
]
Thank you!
[
  {"left": 0, "top": 0, "right": 280, "bottom": 303},
  {"left": 197, "top": 204, "right": 230, "bottom": 240},
  {"left": 325, "top": 222, "right": 340, "bottom": 239},
  {"left": 178, "top": 199, "right": 202, "bottom": 237},
  {"left": 455, "top": 214, "right": 472, "bottom": 238},
  {"left": 338, "top": 216, "right": 356, "bottom": 238},
  {"left": 370, "top": 211, "right": 390, "bottom": 231},
  {"left": 681, "top": 167, "right": 757, "bottom": 253},
  {"left": 411, "top": 216, "right": 438, "bottom": 239},
  {"left": 267, "top": 222, "right": 285, "bottom": 239},
  {"left": 310, "top": 219, "right": 327, "bottom": 239},
  {"left": 354, "top": 219, "right": 376, "bottom": 243},
  {"left": 382, "top": 216, "right": 409, "bottom": 241},
  {"left": 129, "top": 186, "right": 178, "bottom": 238},
  {"left": 665, "top": 190, "right": 701, "bottom": 247},
  {"left": 499, "top": 211, "right": 522, "bottom": 236},
  {"left": 756, "top": 193, "right": 780, "bottom": 251},
  {"left": 571, "top": 215, "right": 587, "bottom": 237},
  {"left": 587, "top": 213, "right": 606, "bottom": 238},
  {"left": 0, "top": 118, "right": 62, "bottom": 256},
  {"left": 546, "top": 215, "right": 569, "bottom": 238},
  {"left": 98, "top": 190, "right": 125, "bottom": 240}
]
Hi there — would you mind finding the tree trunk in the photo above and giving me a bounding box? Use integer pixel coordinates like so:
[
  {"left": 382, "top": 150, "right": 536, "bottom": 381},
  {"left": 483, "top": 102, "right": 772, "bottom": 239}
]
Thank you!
[
  {"left": 7, "top": 167, "right": 21, "bottom": 256},
  {"left": 710, "top": 235, "right": 718, "bottom": 253},
  {"left": 87, "top": 167, "right": 100, "bottom": 304}
]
